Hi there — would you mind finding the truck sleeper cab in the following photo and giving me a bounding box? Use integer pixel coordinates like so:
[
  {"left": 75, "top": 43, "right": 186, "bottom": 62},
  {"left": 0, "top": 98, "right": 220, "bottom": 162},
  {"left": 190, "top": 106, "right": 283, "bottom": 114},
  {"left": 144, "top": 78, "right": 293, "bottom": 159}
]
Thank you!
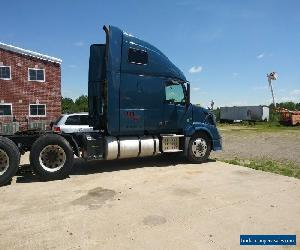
[{"left": 0, "top": 25, "right": 222, "bottom": 186}]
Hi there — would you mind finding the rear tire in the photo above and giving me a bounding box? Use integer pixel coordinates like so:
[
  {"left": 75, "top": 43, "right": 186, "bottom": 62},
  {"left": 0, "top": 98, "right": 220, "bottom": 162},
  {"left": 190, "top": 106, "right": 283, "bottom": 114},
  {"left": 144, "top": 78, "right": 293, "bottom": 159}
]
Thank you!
[
  {"left": 187, "top": 133, "right": 211, "bottom": 163},
  {"left": 30, "top": 134, "right": 74, "bottom": 181},
  {"left": 0, "top": 137, "right": 20, "bottom": 186}
]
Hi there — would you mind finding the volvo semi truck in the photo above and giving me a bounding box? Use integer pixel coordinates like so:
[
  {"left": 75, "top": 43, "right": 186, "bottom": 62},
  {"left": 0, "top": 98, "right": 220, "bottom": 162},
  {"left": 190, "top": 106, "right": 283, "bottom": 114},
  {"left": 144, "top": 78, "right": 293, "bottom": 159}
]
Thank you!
[{"left": 0, "top": 25, "right": 222, "bottom": 186}]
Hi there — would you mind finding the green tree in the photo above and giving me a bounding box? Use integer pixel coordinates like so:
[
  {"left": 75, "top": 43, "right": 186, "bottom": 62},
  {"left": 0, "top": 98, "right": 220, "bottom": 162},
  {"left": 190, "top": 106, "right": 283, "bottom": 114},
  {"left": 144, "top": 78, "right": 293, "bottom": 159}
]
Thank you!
[
  {"left": 74, "top": 95, "right": 88, "bottom": 112},
  {"left": 269, "top": 102, "right": 299, "bottom": 111},
  {"left": 277, "top": 102, "right": 296, "bottom": 110},
  {"left": 61, "top": 97, "right": 75, "bottom": 113},
  {"left": 212, "top": 107, "right": 220, "bottom": 122}
]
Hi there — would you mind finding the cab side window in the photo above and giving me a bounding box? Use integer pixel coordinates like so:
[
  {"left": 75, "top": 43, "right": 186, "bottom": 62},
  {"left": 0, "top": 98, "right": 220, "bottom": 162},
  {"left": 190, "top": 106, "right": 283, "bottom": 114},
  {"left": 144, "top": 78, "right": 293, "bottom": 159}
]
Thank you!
[{"left": 165, "top": 82, "right": 185, "bottom": 104}]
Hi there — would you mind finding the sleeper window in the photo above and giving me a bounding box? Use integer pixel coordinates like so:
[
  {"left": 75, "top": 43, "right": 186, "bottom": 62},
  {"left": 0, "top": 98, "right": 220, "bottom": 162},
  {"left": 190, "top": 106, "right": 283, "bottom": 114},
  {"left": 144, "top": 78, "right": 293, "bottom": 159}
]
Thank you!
[{"left": 128, "top": 48, "right": 148, "bottom": 65}]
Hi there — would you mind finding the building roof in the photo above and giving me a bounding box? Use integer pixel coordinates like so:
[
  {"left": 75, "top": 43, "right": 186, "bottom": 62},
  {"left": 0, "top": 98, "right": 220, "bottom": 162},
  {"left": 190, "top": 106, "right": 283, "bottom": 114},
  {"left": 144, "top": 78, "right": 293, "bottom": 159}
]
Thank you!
[{"left": 0, "top": 42, "right": 62, "bottom": 64}]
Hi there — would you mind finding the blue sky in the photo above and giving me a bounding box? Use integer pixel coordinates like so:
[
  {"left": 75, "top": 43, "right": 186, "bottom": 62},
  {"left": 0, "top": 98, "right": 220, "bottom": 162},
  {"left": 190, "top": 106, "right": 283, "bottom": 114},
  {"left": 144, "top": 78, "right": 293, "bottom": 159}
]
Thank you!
[{"left": 1, "top": 0, "right": 300, "bottom": 107}]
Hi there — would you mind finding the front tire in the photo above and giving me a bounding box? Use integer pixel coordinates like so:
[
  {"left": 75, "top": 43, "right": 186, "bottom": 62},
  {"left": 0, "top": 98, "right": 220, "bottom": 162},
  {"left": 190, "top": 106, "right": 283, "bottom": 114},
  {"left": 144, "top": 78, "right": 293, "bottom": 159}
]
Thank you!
[
  {"left": 187, "top": 133, "right": 211, "bottom": 163},
  {"left": 30, "top": 134, "right": 74, "bottom": 181},
  {"left": 0, "top": 137, "right": 20, "bottom": 186}
]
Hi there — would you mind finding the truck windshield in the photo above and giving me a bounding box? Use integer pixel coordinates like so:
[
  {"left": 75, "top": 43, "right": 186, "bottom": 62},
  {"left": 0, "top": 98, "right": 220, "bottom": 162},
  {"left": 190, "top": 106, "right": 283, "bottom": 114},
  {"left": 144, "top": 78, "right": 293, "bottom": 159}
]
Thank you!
[{"left": 165, "top": 82, "right": 186, "bottom": 104}]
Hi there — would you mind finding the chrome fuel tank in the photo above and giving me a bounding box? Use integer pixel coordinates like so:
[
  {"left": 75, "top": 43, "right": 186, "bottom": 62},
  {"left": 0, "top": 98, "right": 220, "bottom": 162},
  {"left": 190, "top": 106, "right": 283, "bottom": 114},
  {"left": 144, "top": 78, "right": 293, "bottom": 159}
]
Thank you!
[{"left": 104, "top": 136, "right": 159, "bottom": 160}]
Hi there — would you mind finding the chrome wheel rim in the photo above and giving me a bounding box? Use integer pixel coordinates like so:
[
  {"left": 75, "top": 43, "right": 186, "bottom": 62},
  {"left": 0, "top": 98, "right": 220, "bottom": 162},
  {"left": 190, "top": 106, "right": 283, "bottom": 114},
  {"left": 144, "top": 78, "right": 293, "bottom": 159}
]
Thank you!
[
  {"left": 191, "top": 138, "right": 207, "bottom": 158},
  {"left": 0, "top": 149, "right": 9, "bottom": 175},
  {"left": 39, "top": 145, "right": 66, "bottom": 172}
]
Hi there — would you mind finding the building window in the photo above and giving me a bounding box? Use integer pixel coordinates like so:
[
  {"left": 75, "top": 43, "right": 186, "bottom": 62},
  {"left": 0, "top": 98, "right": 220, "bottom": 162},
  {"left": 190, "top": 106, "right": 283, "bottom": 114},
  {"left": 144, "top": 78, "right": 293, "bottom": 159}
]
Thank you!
[
  {"left": 0, "top": 104, "right": 12, "bottom": 116},
  {"left": 28, "top": 68, "right": 45, "bottom": 82},
  {"left": 128, "top": 48, "right": 148, "bottom": 65},
  {"left": 29, "top": 104, "right": 46, "bottom": 117},
  {"left": 0, "top": 66, "right": 11, "bottom": 80}
]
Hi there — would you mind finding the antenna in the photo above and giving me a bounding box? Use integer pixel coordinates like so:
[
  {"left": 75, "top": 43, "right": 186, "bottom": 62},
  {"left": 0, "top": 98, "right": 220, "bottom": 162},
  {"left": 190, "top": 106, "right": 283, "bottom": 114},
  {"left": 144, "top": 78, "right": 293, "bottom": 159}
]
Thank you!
[{"left": 267, "top": 72, "right": 278, "bottom": 108}]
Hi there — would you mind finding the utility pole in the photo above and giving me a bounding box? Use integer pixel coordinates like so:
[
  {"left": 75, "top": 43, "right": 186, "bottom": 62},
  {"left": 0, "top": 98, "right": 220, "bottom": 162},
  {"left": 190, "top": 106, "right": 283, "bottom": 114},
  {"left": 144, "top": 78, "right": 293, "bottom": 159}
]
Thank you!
[
  {"left": 267, "top": 72, "right": 278, "bottom": 108},
  {"left": 210, "top": 100, "right": 215, "bottom": 110}
]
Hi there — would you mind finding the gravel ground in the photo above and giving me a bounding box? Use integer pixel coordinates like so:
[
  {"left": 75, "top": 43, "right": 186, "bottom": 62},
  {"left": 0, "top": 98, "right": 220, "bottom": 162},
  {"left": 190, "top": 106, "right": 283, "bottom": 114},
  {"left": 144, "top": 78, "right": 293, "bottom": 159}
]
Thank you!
[{"left": 212, "top": 128, "right": 300, "bottom": 164}]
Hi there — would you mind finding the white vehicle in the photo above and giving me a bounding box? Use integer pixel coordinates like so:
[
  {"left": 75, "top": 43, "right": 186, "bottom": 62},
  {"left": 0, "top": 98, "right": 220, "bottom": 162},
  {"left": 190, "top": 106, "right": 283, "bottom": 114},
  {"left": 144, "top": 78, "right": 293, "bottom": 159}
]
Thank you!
[{"left": 52, "top": 113, "right": 94, "bottom": 133}]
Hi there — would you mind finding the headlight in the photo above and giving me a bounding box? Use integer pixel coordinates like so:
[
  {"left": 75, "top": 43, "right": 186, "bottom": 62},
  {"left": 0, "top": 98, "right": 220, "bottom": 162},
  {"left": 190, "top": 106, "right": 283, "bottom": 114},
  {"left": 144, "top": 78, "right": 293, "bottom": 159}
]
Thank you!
[{"left": 205, "top": 113, "right": 216, "bottom": 126}]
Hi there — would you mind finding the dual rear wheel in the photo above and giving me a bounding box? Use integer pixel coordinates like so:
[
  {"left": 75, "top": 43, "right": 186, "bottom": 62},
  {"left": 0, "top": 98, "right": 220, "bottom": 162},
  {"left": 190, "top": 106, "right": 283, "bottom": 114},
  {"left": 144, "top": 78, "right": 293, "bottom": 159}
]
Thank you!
[
  {"left": 0, "top": 137, "right": 20, "bottom": 186},
  {"left": 0, "top": 134, "right": 74, "bottom": 186},
  {"left": 30, "top": 134, "right": 74, "bottom": 181}
]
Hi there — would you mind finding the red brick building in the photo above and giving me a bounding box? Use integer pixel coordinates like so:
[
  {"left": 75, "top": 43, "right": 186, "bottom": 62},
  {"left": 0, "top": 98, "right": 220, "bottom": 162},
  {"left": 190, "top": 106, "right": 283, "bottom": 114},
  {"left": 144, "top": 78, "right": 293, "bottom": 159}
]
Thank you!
[{"left": 0, "top": 42, "right": 62, "bottom": 134}]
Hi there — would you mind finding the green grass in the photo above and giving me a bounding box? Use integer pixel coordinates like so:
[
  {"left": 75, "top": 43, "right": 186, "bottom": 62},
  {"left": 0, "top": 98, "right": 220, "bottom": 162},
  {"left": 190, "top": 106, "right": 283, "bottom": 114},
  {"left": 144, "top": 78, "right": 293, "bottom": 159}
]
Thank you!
[
  {"left": 217, "top": 158, "right": 300, "bottom": 179},
  {"left": 217, "top": 122, "right": 300, "bottom": 132}
]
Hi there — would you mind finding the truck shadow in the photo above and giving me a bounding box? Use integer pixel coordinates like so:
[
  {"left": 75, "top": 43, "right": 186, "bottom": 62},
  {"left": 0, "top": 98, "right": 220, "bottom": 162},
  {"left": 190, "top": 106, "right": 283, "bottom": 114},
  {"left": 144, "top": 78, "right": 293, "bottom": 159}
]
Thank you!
[{"left": 15, "top": 155, "right": 216, "bottom": 184}]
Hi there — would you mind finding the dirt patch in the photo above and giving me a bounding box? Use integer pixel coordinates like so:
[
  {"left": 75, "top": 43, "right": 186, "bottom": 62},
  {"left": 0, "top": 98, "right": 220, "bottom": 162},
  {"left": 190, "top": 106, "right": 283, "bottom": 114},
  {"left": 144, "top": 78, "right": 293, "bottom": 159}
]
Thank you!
[
  {"left": 212, "top": 129, "right": 300, "bottom": 164},
  {"left": 72, "top": 187, "right": 116, "bottom": 209},
  {"left": 143, "top": 215, "right": 167, "bottom": 226}
]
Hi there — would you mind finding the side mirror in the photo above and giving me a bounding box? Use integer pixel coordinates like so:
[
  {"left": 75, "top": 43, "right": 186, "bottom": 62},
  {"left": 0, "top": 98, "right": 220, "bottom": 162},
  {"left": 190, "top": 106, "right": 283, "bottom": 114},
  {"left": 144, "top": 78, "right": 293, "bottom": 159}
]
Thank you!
[{"left": 186, "top": 83, "right": 190, "bottom": 105}]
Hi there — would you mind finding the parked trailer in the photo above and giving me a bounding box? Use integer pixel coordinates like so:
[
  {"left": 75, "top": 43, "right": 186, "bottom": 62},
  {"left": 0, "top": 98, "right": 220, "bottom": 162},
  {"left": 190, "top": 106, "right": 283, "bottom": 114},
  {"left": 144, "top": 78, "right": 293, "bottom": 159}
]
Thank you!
[
  {"left": 220, "top": 106, "right": 269, "bottom": 123},
  {"left": 0, "top": 25, "right": 222, "bottom": 186}
]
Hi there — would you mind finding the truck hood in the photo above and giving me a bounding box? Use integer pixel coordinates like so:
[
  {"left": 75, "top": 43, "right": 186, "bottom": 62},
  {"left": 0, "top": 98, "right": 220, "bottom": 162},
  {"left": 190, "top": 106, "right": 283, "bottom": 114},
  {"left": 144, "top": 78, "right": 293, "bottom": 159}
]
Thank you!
[{"left": 192, "top": 105, "right": 215, "bottom": 125}]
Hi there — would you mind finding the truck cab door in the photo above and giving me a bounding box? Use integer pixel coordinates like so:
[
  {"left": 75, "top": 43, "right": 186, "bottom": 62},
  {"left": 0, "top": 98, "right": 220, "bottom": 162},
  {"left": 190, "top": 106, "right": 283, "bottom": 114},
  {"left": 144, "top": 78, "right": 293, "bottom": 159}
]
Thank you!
[{"left": 163, "top": 81, "right": 189, "bottom": 133}]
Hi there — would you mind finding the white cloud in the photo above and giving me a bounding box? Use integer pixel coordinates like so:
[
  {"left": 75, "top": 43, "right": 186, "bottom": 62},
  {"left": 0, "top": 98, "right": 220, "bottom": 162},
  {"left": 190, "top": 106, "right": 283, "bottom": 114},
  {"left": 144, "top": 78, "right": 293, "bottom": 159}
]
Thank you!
[
  {"left": 273, "top": 91, "right": 300, "bottom": 103},
  {"left": 192, "top": 87, "right": 200, "bottom": 91},
  {"left": 218, "top": 101, "right": 249, "bottom": 107},
  {"left": 257, "top": 53, "right": 265, "bottom": 59},
  {"left": 290, "top": 89, "right": 300, "bottom": 96},
  {"left": 229, "top": 101, "right": 249, "bottom": 106},
  {"left": 278, "top": 96, "right": 298, "bottom": 102},
  {"left": 73, "top": 41, "right": 84, "bottom": 47},
  {"left": 62, "top": 89, "right": 87, "bottom": 99},
  {"left": 189, "top": 66, "right": 203, "bottom": 74}
]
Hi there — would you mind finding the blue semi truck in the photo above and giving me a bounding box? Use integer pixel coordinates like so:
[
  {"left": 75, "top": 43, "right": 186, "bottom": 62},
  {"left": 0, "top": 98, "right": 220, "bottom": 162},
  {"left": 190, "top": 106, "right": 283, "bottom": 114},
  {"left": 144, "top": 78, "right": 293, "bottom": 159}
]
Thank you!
[{"left": 0, "top": 25, "right": 222, "bottom": 186}]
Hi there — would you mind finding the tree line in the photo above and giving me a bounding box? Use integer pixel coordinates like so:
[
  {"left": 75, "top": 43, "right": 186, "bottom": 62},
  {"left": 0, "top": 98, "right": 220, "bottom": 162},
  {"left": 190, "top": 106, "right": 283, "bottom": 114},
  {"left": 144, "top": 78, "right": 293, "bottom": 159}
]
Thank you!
[
  {"left": 61, "top": 95, "right": 88, "bottom": 113},
  {"left": 269, "top": 102, "right": 300, "bottom": 110}
]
